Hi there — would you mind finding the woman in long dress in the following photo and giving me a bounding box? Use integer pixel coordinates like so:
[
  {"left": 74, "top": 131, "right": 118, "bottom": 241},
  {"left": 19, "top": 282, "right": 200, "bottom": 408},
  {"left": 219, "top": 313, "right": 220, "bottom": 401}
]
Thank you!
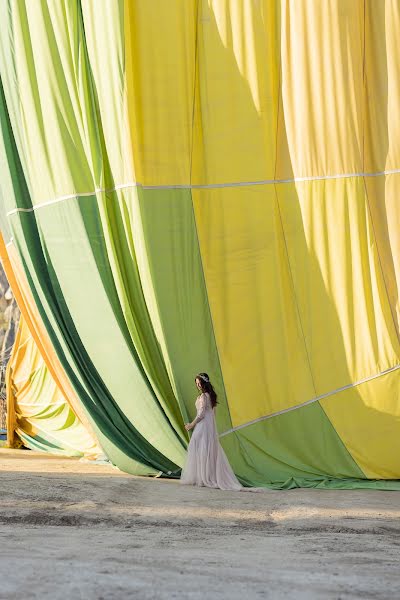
[{"left": 180, "top": 373, "right": 267, "bottom": 492}]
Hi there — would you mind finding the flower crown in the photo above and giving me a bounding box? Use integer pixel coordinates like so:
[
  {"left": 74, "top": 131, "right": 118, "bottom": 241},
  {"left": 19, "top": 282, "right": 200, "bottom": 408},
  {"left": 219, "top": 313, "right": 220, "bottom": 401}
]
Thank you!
[{"left": 198, "top": 374, "right": 210, "bottom": 383}]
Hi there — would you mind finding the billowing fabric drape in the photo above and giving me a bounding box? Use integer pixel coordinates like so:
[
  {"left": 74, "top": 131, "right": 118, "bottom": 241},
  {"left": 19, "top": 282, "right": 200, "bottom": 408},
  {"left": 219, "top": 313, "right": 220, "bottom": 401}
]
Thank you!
[
  {"left": 1, "top": 0, "right": 400, "bottom": 488},
  {"left": 6, "top": 314, "right": 101, "bottom": 457},
  {"left": 0, "top": 231, "right": 101, "bottom": 455}
]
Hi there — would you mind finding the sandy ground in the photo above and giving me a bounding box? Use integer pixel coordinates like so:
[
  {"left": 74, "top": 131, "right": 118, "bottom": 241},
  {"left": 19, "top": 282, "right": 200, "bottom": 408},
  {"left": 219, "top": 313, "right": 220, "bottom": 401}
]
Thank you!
[{"left": 0, "top": 450, "right": 400, "bottom": 599}]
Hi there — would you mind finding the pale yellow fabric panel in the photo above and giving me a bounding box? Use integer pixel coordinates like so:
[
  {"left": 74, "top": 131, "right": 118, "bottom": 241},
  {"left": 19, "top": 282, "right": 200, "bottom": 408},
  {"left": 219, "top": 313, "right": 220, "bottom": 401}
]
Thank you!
[
  {"left": 8, "top": 317, "right": 99, "bottom": 457},
  {"left": 124, "top": 1, "right": 196, "bottom": 185},
  {"left": 0, "top": 234, "right": 99, "bottom": 446},
  {"left": 321, "top": 369, "right": 400, "bottom": 479},
  {"left": 192, "top": 0, "right": 279, "bottom": 185},
  {"left": 364, "top": 1, "right": 400, "bottom": 172},
  {"left": 277, "top": 177, "right": 400, "bottom": 396},
  {"left": 8, "top": 319, "right": 47, "bottom": 440},
  {"left": 277, "top": 0, "right": 364, "bottom": 179},
  {"left": 192, "top": 186, "right": 315, "bottom": 426}
]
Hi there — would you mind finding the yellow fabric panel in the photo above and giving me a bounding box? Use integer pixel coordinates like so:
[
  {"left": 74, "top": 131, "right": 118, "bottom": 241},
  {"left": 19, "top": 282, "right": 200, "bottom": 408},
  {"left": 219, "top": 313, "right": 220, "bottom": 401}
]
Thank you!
[
  {"left": 7, "top": 317, "right": 99, "bottom": 457},
  {"left": 321, "top": 368, "right": 400, "bottom": 479},
  {"left": 192, "top": 186, "right": 315, "bottom": 427},
  {"left": 7, "top": 319, "right": 43, "bottom": 445},
  {"left": 0, "top": 234, "right": 98, "bottom": 444},
  {"left": 193, "top": 175, "right": 400, "bottom": 429},
  {"left": 277, "top": 177, "right": 400, "bottom": 396},
  {"left": 192, "top": 0, "right": 279, "bottom": 185},
  {"left": 365, "top": 174, "right": 400, "bottom": 339},
  {"left": 277, "top": 0, "right": 364, "bottom": 179},
  {"left": 124, "top": 0, "right": 279, "bottom": 186},
  {"left": 124, "top": 1, "right": 196, "bottom": 185},
  {"left": 364, "top": 1, "right": 400, "bottom": 172}
]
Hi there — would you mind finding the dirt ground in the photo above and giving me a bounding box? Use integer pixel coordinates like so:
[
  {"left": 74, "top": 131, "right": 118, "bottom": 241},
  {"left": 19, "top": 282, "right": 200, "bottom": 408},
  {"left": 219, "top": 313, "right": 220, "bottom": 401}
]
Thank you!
[{"left": 0, "top": 449, "right": 400, "bottom": 599}]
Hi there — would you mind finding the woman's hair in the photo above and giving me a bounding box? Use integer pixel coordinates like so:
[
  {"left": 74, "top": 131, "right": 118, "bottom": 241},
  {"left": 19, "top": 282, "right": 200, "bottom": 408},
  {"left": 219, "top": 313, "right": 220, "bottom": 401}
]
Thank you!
[{"left": 195, "top": 372, "right": 218, "bottom": 408}]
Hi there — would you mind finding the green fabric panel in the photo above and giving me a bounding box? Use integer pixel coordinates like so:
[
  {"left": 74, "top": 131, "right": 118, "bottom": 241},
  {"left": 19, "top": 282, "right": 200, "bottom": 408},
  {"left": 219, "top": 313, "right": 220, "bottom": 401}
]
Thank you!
[
  {"left": 80, "top": 0, "right": 127, "bottom": 186},
  {"left": 134, "top": 188, "right": 233, "bottom": 433},
  {"left": 220, "top": 401, "right": 366, "bottom": 486},
  {"left": 11, "top": 206, "right": 184, "bottom": 475},
  {"left": 0, "top": 5, "right": 33, "bottom": 197},
  {"left": 94, "top": 188, "right": 187, "bottom": 444},
  {"left": 0, "top": 80, "right": 13, "bottom": 241},
  {"left": 264, "top": 478, "right": 400, "bottom": 491},
  {"left": 29, "top": 193, "right": 186, "bottom": 464},
  {"left": 0, "top": 1, "right": 102, "bottom": 199},
  {"left": 0, "top": 77, "right": 27, "bottom": 238}
]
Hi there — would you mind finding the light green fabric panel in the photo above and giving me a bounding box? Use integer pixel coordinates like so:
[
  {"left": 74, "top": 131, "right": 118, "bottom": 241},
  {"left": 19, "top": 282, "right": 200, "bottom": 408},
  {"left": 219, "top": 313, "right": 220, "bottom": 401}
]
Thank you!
[
  {"left": 10, "top": 197, "right": 187, "bottom": 471},
  {"left": 221, "top": 402, "right": 366, "bottom": 486}
]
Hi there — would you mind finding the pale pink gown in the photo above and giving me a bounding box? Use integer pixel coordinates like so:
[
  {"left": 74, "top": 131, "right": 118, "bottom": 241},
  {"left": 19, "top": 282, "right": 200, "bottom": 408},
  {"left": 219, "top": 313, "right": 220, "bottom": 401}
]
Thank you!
[{"left": 180, "top": 392, "right": 267, "bottom": 492}]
